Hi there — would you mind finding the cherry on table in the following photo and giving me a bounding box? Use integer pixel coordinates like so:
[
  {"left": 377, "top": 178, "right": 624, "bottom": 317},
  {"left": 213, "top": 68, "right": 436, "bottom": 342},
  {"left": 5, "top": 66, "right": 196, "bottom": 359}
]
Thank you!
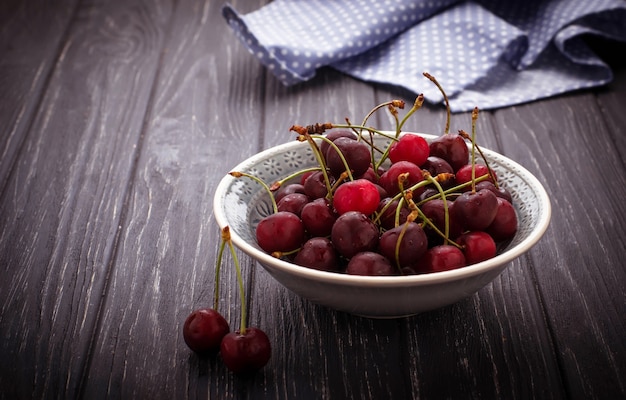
[
  {"left": 220, "top": 327, "right": 271, "bottom": 375},
  {"left": 182, "top": 308, "right": 230, "bottom": 355}
]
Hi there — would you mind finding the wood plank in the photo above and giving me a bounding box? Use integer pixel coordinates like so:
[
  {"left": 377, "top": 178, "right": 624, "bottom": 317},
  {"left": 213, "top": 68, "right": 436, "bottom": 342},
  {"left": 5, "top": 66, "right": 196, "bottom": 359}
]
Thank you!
[
  {"left": 0, "top": 0, "right": 173, "bottom": 397},
  {"left": 78, "top": 0, "right": 271, "bottom": 398},
  {"left": 0, "top": 0, "right": 78, "bottom": 190},
  {"left": 492, "top": 86, "right": 626, "bottom": 398}
]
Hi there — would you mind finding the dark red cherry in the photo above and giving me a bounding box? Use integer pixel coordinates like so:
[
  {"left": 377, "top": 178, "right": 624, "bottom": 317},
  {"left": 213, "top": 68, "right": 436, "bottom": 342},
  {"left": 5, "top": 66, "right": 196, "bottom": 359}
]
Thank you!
[
  {"left": 330, "top": 211, "right": 379, "bottom": 259},
  {"left": 379, "top": 222, "right": 428, "bottom": 269},
  {"left": 413, "top": 245, "right": 466, "bottom": 273},
  {"left": 422, "top": 156, "right": 454, "bottom": 176},
  {"left": 276, "top": 193, "right": 309, "bottom": 216},
  {"left": 486, "top": 197, "right": 518, "bottom": 241},
  {"left": 220, "top": 327, "right": 271, "bottom": 375},
  {"left": 273, "top": 183, "right": 305, "bottom": 203},
  {"left": 324, "top": 137, "right": 372, "bottom": 178},
  {"left": 320, "top": 129, "right": 357, "bottom": 156},
  {"left": 457, "top": 231, "right": 497, "bottom": 265},
  {"left": 420, "top": 198, "right": 463, "bottom": 242},
  {"left": 256, "top": 211, "right": 305, "bottom": 253},
  {"left": 294, "top": 237, "right": 339, "bottom": 271},
  {"left": 346, "top": 251, "right": 396, "bottom": 276},
  {"left": 183, "top": 308, "right": 230, "bottom": 354},
  {"left": 454, "top": 189, "right": 499, "bottom": 231},
  {"left": 376, "top": 197, "right": 411, "bottom": 230},
  {"left": 475, "top": 180, "right": 513, "bottom": 203},
  {"left": 429, "top": 133, "right": 469, "bottom": 172},
  {"left": 300, "top": 197, "right": 337, "bottom": 237},
  {"left": 303, "top": 170, "right": 334, "bottom": 199}
]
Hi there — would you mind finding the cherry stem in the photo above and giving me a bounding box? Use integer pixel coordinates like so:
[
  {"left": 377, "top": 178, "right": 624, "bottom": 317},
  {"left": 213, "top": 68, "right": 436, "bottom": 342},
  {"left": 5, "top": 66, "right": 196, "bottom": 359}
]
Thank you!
[
  {"left": 424, "top": 172, "right": 450, "bottom": 245},
  {"left": 297, "top": 134, "right": 334, "bottom": 200},
  {"left": 310, "top": 134, "right": 354, "bottom": 182},
  {"left": 397, "top": 94, "right": 425, "bottom": 133},
  {"left": 270, "top": 166, "right": 321, "bottom": 191},
  {"left": 360, "top": 100, "right": 405, "bottom": 135},
  {"left": 230, "top": 171, "right": 277, "bottom": 214},
  {"left": 213, "top": 238, "right": 227, "bottom": 310},
  {"left": 222, "top": 226, "right": 247, "bottom": 335},
  {"left": 470, "top": 107, "right": 479, "bottom": 193},
  {"left": 423, "top": 72, "right": 451, "bottom": 134},
  {"left": 458, "top": 130, "right": 499, "bottom": 189}
]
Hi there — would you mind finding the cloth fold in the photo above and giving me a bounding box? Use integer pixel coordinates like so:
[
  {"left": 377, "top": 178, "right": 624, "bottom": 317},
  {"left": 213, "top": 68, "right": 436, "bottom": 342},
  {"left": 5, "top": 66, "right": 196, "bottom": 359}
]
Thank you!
[{"left": 223, "top": 0, "right": 626, "bottom": 112}]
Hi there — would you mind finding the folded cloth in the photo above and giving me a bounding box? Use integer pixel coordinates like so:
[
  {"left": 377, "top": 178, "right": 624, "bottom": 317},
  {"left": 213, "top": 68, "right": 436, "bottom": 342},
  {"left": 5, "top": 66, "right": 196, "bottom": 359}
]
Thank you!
[{"left": 223, "top": 0, "right": 626, "bottom": 112}]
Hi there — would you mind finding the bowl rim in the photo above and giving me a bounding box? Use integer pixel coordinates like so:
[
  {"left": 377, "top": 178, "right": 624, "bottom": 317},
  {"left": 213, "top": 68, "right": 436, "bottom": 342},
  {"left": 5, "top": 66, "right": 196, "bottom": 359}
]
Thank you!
[{"left": 213, "top": 132, "right": 551, "bottom": 287}]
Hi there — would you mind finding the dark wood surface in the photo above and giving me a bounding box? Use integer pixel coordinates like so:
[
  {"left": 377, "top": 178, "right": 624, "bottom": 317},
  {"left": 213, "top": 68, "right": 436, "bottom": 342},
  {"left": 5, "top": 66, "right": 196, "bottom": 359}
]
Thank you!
[{"left": 1, "top": 1, "right": 624, "bottom": 399}]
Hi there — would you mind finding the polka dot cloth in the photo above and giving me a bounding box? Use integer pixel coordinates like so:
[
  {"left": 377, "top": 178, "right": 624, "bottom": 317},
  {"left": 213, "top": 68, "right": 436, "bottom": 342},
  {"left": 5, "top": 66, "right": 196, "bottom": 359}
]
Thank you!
[{"left": 223, "top": 0, "right": 626, "bottom": 112}]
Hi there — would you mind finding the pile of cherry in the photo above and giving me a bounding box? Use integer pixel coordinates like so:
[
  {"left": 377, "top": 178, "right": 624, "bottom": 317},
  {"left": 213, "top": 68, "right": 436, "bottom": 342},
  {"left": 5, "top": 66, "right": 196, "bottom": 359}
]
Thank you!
[
  {"left": 182, "top": 76, "right": 517, "bottom": 376},
  {"left": 255, "top": 111, "right": 517, "bottom": 276}
]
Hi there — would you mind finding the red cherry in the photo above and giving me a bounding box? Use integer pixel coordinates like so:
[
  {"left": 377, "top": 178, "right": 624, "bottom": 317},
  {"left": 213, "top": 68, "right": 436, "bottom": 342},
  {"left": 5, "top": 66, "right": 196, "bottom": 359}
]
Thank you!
[
  {"left": 182, "top": 308, "right": 230, "bottom": 354},
  {"left": 378, "top": 160, "right": 424, "bottom": 197},
  {"left": 455, "top": 164, "right": 496, "bottom": 186},
  {"left": 388, "top": 133, "right": 430, "bottom": 167},
  {"left": 220, "top": 327, "right": 271, "bottom": 375},
  {"left": 332, "top": 179, "right": 381, "bottom": 216},
  {"left": 429, "top": 133, "right": 469, "bottom": 172},
  {"left": 256, "top": 211, "right": 305, "bottom": 253},
  {"left": 457, "top": 231, "right": 497, "bottom": 265},
  {"left": 486, "top": 197, "right": 518, "bottom": 241},
  {"left": 454, "top": 189, "right": 499, "bottom": 231},
  {"left": 414, "top": 245, "right": 466, "bottom": 273}
]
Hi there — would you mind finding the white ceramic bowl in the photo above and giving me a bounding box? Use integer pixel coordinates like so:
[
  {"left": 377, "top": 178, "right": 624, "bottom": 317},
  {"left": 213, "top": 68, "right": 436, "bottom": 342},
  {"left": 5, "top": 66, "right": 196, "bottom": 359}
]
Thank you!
[{"left": 213, "top": 133, "right": 551, "bottom": 318}]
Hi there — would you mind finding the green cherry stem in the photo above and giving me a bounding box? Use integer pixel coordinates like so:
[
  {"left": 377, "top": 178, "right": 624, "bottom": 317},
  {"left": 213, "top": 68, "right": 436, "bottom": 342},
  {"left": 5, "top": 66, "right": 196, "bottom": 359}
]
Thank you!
[
  {"left": 213, "top": 237, "right": 227, "bottom": 310},
  {"left": 470, "top": 107, "right": 479, "bottom": 193},
  {"left": 424, "top": 172, "right": 450, "bottom": 245},
  {"left": 222, "top": 226, "right": 247, "bottom": 335},
  {"left": 397, "top": 94, "right": 425, "bottom": 133},
  {"left": 230, "top": 171, "right": 278, "bottom": 214}
]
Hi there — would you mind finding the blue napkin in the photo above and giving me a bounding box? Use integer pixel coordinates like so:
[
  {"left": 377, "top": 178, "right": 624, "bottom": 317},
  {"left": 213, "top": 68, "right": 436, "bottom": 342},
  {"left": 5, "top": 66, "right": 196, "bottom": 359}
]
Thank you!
[{"left": 223, "top": 0, "right": 626, "bottom": 112}]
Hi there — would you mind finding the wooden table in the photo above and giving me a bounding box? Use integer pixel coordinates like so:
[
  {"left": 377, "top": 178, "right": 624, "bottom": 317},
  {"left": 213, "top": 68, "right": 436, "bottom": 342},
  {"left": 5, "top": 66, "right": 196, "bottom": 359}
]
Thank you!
[{"left": 1, "top": 1, "right": 624, "bottom": 399}]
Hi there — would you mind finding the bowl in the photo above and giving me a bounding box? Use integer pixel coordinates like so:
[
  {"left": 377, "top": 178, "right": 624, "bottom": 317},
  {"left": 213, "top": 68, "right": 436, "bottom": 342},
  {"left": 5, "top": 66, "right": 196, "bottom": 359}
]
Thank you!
[{"left": 213, "top": 132, "right": 551, "bottom": 318}]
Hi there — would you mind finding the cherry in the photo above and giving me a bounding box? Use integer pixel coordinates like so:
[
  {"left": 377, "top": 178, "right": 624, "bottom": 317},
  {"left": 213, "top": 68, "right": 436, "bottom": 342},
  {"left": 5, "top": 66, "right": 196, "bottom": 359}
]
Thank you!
[
  {"left": 276, "top": 192, "right": 310, "bottom": 216},
  {"left": 273, "top": 183, "right": 305, "bottom": 203},
  {"left": 303, "top": 170, "right": 333, "bottom": 199},
  {"left": 455, "top": 164, "right": 496, "bottom": 186},
  {"left": 376, "top": 197, "right": 411, "bottom": 230},
  {"left": 294, "top": 237, "right": 339, "bottom": 271},
  {"left": 486, "top": 197, "right": 518, "bottom": 241},
  {"left": 346, "top": 251, "right": 396, "bottom": 276},
  {"left": 378, "top": 160, "right": 424, "bottom": 197},
  {"left": 428, "top": 133, "right": 469, "bottom": 172},
  {"left": 256, "top": 211, "right": 305, "bottom": 253},
  {"left": 320, "top": 129, "right": 357, "bottom": 156},
  {"left": 420, "top": 199, "right": 463, "bottom": 242},
  {"left": 330, "top": 211, "right": 379, "bottom": 259},
  {"left": 422, "top": 156, "right": 454, "bottom": 176},
  {"left": 220, "top": 327, "right": 272, "bottom": 375},
  {"left": 475, "top": 180, "right": 513, "bottom": 203},
  {"left": 453, "top": 189, "right": 499, "bottom": 231},
  {"left": 414, "top": 245, "right": 466, "bottom": 273},
  {"left": 388, "top": 133, "right": 430, "bottom": 167},
  {"left": 300, "top": 197, "right": 337, "bottom": 237},
  {"left": 332, "top": 179, "right": 381, "bottom": 216},
  {"left": 324, "top": 137, "right": 372, "bottom": 178},
  {"left": 379, "top": 222, "right": 428, "bottom": 269},
  {"left": 182, "top": 308, "right": 230, "bottom": 355},
  {"left": 457, "top": 231, "right": 497, "bottom": 265}
]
